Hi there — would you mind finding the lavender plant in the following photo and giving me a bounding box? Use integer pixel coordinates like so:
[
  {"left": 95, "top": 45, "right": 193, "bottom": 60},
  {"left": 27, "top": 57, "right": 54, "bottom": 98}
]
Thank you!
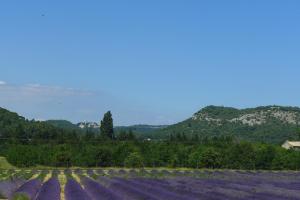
[
  {"left": 11, "top": 179, "right": 42, "bottom": 200},
  {"left": 65, "top": 179, "right": 91, "bottom": 200},
  {"left": 82, "top": 176, "right": 123, "bottom": 200},
  {"left": 36, "top": 178, "right": 60, "bottom": 200}
]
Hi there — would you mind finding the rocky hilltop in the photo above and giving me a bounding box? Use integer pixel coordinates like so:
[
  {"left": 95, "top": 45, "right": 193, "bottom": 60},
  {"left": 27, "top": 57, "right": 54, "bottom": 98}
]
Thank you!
[
  {"left": 153, "top": 106, "right": 300, "bottom": 144},
  {"left": 193, "top": 106, "right": 300, "bottom": 126}
]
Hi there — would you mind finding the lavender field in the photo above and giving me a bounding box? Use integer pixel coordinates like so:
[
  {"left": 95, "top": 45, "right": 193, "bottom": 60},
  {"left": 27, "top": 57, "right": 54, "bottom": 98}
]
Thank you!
[{"left": 0, "top": 169, "right": 299, "bottom": 200}]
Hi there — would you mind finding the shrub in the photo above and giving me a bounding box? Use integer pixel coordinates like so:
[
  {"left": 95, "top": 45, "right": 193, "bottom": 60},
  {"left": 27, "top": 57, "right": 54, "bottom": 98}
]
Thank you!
[
  {"left": 12, "top": 193, "right": 30, "bottom": 200},
  {"left": 199, "top": 148, "right": 222, "bottom": 169},
  {"left": 124, "top": 152, "right": 144, "bottom": 168}
]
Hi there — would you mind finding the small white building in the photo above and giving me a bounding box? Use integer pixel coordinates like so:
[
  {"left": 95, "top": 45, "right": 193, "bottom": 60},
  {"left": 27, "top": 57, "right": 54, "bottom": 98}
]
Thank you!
[{"left": 282, "top": 141, "right": 300, "bottom": 150}]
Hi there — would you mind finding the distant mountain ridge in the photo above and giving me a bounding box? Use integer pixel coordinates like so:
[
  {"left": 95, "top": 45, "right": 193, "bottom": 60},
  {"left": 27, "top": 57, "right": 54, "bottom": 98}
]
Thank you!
[
  {"left": 193, "top": 106, "right": 300, "bottom": 126},
  {"left": 114, "top": 124, "right": 168, "bottom": 137},
  {"left": 46, "top": 120, "right": 167, "bottom": 136},
  {"left": 153, "top": 105, "right": 300, "bottom": 144},
  {"left": 46, "top": 120, "right": 80, "bottom": 130},
  {"left": 2, "top": 105, "right": 300, "bottom": 144}
]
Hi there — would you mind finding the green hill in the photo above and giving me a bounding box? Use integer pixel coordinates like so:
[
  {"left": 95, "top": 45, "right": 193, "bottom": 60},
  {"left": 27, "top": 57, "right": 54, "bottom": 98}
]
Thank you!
[
  {"left": 1, "top": 106, "right": 300, "bottom": 144},
  {"left": 115, "top": 124, "right": 168, "bottom": 137},
  {"left": 46, "top": 120, "right": 80, "bottom": 130},
  {"left": 152, "top": 105, "right": 300, "bottom": 144},
  {"left": 0, "top": 107, "right": 81, "bottom": 143}
]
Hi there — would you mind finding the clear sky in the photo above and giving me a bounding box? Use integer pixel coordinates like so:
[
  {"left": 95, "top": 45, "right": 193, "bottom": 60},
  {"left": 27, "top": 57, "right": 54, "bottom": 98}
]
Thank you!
[{"left": 0, "top": 1, "right": 300, "bottom": 125}]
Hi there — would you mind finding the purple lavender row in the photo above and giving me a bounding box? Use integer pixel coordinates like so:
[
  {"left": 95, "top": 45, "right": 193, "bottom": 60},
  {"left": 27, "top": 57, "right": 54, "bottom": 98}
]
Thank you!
[
  {"left": 81, "top": 176, "right": 123, "bottom": 200},
  {"left": 113, "top": 178, "right": 198, "bottom": 200},
  {"left": 0, "top": 179, "right": 24, "bottom": 199},
  {"left": 133, "top": 178, "right": 248, "bottom": 200},
  {"left": 128, "top": 179, "right": 239, "bottom": 200},
  {"left": 220, "top": 171, "right": 300, "bottom": 183},
  {"left": 35, "top": 178, "right": 60, "bottom": 200},
  {"left": 174, "top": 176, "right": 300, "bottom": 199},
  {"left": 135, "top": 178, "right": 227, "bottom": 200},
  {"left": 163, "top": 177, "right": 261, "bottom": 198},
  {"left": 168, "top": 177, "right": 300, "bottom": 200},
  {"left": 243, "top": 192, "right": 292, "bottom": 200},
  {"left": 272, "top": 181, "right": 300, "bottom": 190},
  {"left": 99, "top": 177, "right": 160, "bottom": 200},
  {"left": 65, "top": 179, "right": 91, "bottom": 200},
  {"left": 11, "top": 179, "right": 42, "bottom": 199}
]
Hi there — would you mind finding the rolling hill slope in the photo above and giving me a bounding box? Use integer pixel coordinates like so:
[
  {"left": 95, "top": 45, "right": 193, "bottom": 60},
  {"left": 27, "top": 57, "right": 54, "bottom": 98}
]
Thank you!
[
  {"left": 152, "top": 105, "right": 300, "bottom": 144},
  {"left": 46, "top": 120, "right": 80, "bottom": 130},
  {"left": 0, "top": 107, "right": 80, "bottom": 142},
  {"left": 1, "top": 106, "right": 300, "bottom": 144},
  {"left": 46, "top": 120, "right": 167, "bottom": 136}
]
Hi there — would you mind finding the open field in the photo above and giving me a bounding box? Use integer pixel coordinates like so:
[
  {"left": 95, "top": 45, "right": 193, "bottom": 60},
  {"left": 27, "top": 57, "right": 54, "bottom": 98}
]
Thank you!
[{"left": 0, "top": 169, "right": 299, "bottom": 200}]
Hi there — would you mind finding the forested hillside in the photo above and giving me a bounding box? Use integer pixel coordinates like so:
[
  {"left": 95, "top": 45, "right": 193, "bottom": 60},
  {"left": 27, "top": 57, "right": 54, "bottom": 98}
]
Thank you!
[
  {"left": 46, "top": 120, "right": 80, "bottom": 130},
  {"left": 47, "top": 119, "right": 166, "bottom": 137},
  {"left": 1, "top": 106, "right": 300, "bottom": 170},
  {"left": 0, "top": 107, "right": 80, "bottom": 145},
  {"left": 153, "top": 105, "right": 300, "bottom": 144},
  {"left": 115, "top": 125, "right": 168, "bottom": 138},
  {"left": 2, "top": 106, "right": 300, "bottom": 145}
]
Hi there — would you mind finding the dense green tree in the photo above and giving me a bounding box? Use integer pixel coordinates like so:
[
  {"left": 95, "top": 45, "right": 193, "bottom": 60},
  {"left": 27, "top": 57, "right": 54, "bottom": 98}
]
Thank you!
[
  {"left": 113, "top": 142, "right": 137, "bottom": 166},
  {"left": 224, "top": 142, "right": 256, "bottom": 170},
  {"left": 255, "top": 145, "right": 276, "bottom": 169},
  {"left": 124, "top": 152, "right": 144, "bottom": 168},
  {"left": 188, "top": 147, "right": 222, "bottom": 169},
  {"left": 199, "top": 148, "right": 222, "bottom": 169},
  {"left": 169, "top": 154, "right": 180, "bottom": 168},
  {"left": 271, "top": 149, "right": 290, "bottom": 170},
  {"left": 53, "top": 145, "right": 72, "bottom": 167},
  {"left": 95, "top": 147, "right": 113, "bottom": 167},
  {"left": 117, "top": 130, "right": 127, "bottom": 141},
  {"left": 6, "top": 145, "right": 38, "bottom": 167},
  {"left": 100, "top": 111, "right": 114, "bottom": 140},
  {"left": 188, "top": 150, "right": 202, "bottom": 168},
  {"left": 83, "top": 129, "right": 96, "bottom": 141},
  {"left": 117, "top": 130, "right": 136, "bottom": 141}
]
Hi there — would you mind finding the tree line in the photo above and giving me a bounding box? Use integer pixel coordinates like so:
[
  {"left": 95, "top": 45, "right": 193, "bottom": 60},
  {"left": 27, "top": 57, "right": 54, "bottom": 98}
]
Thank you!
[{"left": 2, "top": 140, "right": 300, "bottom": 170}]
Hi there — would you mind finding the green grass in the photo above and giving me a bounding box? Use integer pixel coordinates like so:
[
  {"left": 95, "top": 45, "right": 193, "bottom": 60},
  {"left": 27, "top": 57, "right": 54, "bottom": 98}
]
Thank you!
[
  {"left": 0, "top": 157, "right": 15, "bottom": 169},
  {"left": 11, "top": 193, "right": 30, "bottom": 200}
]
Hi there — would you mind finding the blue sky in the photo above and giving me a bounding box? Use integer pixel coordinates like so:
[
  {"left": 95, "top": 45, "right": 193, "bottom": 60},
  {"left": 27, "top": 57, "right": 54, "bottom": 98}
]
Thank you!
[{"left": 0, "top": 1, "right": 300, "bottom": 125}]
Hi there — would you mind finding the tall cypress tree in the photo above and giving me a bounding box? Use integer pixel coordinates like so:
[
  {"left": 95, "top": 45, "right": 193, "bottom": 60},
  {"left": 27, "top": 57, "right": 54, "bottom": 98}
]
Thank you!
[{"left": 100, "top": 111, "right": 114, "bottom": 140}]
